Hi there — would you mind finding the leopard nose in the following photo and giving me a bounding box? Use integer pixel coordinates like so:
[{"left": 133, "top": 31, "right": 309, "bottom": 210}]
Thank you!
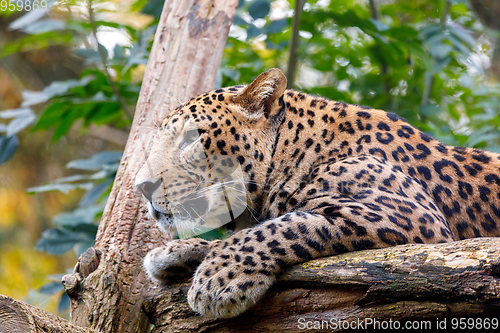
[{"left": 136, "top": 178, "right": 162, "bottom": 202}]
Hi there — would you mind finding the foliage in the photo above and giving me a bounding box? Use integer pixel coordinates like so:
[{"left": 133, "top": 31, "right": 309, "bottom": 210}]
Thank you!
[
  {"left": 0, "top": 0, "right": 156, "bottom": 313},
  {"left": 0, "top": 0, "right": 155, "bottom": 162},
  {"left": 29, "top": 151, "right": 121, "bottom": 255},
  {"left": 27, "top": 150, "right": 121, "bottom": 313},
  {"left": 1, "top": 0, "right": 499, "bottom": 315},
  {"left": 223, "top": 0, "right": 500, "bottom": 150}
]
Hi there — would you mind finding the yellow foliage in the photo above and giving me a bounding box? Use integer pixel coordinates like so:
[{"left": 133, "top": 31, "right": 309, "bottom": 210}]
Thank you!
[
  {"left": 101, "top": 0, "right": 154, "bottom": 29},
  {"left": 0, "top": 188, "right": 36, "bottom": 228},
  {"left": 0, "top": 247, "right": 62, "bottom": 313}
]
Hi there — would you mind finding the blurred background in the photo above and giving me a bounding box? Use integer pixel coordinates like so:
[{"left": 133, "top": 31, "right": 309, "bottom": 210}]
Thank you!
[{"left": 0, "top": 0, "right": 499, "bottom": 317}]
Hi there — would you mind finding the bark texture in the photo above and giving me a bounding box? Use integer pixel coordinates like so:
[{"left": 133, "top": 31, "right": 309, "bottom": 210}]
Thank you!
[
  {"left": 63, "top": 0, "right": 238, "bottom": 332},
  {"left": 0, "top": 295, "right": 93, "bottom": 333},
  {"left": 143, "top": 237, "right": 500, "bottom": 332}
]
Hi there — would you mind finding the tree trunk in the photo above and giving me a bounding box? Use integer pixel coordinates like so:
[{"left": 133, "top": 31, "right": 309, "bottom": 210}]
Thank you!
[
  {"left": 62, "top": 0, "right": 239, "bottom": 332},
  {"left": 1, "top": 0, "right": 238, "bottom": 330}
]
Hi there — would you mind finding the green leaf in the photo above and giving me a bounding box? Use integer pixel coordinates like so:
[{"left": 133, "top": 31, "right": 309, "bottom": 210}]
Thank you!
[
  {"left": 51, "top": 108, "right": 80, "bottom": 143},
  {"left": 418, "top": 24, "right": 443, "bottom": 40},
  {"left": 423, "top": 32, "right": 445, "bottom": 48},
  {"left": 22, "top": 19, "right": 66, "bottom": 34},
  {"left": 22, "top": 76, "right": 94, "bottom": 107},
  {"left": 448, "top": 26, "right": 476, "bottom": 50},
  {"left": 233, "top": 15, "right": 248, "bottom": 27},
  {"left": 265, "top": 19, "right": 288, "bottom": 34},
  {"left": 248, "top": 0, "right": 270, "bottom": 19},
  {"left": 5, "top": 110, "right": 36, "bottom": 137},
  {"left": 73, "top": 48, "right": 101, "bottom": 64},
  {"left": 220, "top": 68, "right": 241, "bottom": 82},
  {"left": 27, "top": 182, "right": 94, "bottom": 194},
  {"left": 447, "top": 34, "right": 472, "bottom": 55},
  {"left": 35, "top": 228, "right": 94, "bottom": 255},
  {"left": 0, "top": 135, "right": 19, "bottom": 165},
  {"left": 63, "top": 223, "right": 99, "bottom": 235},
  {"left": 8, "top": 3, "right": 52, "bottom": 31},
  {"left": 53, "top": 205, "right": 104, "bottom": 227},
  {"left": 369, "top": 18, "right": 389, "bottom": 32},
  {"left": 32, "top": 102, "right": 66, "bottom": 131},
  {"left": 431, "top": 44, "right": 452, "bottom": 59},
  {"left": 122, "top": 44, "right": 149, "bottom": 74},
  {"left": 113, "top": 44, "right": 125, "bottom": 59},
  {"left": 66, "top": 151, "right": 122, "bottom": 171},
  {"left": 54, "top": 174, "right": 91, "bottom": 183},
  {"left": 140, "top": 0, "right": 164, "bottom": 19},
  {"left": 465, "top": 131, "right": 499, "bottom": 148},
  {"left": 0, "top": 107, "right": 34, "bottom": 119},
  {"left": 84, "top": 102, "right": 121, "bottom": 125},
  {"left": 0, "top": 32, "right": 74, "bottom": 59},
  {"left": 246, "top": 24, "right": 262, "bottom": 38},
  {"left": 97, "top": 43, "right": 108, "bottom": 60},
  {"left": 39, "top": 281, "right": 63, "bottom": 295},
  {"left": 420, "top": 104, "right": 442, "bottom": 117},
  {"left": 58, "top": 292, "right": 70, "bottom": 313},
  {"left": 79, "top": 178, "right": 113, "bottom": 207}
]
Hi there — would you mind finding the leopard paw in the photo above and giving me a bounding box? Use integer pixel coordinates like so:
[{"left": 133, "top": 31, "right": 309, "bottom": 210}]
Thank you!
[
  {"left": 187, "top": 258, "right": 276, "bottom": 318},
  {"left": 144, "top": 239, "right": 213, "bottom": 284}
]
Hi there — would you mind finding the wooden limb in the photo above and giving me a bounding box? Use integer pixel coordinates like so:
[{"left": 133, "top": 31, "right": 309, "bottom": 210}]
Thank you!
[
  {"left": 61, "top": 0, "right": 239, "bottom": 332},
  {"left": 143, "top": 237, "right": 500, "bottom": 332},
  {"left": 0, "top": 294, "right": 94, "bottom": 333},
  {"left": 286, "top": 0, "right": 306, "bottom": 89}
]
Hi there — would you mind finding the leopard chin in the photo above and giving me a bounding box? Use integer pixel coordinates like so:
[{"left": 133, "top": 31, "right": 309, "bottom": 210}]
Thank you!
[
  {"left": 147, "top": 202, "right": 175, "bottom": 233},
  {"left": 148, "top": 197, "right": 230, "bottom": 237}
]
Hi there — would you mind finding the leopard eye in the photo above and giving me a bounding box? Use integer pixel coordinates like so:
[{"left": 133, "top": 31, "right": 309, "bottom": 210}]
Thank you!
[
  {"left": 187, "top": 129, "right": 199, "bottom": 142},
  {"left": 180, "top": 129, "right": 200, "bottom": 150}
]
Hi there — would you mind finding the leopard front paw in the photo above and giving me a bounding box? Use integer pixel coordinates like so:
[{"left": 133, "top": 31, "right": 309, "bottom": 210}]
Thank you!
[
  {"left": 187, "top": 258, "right": 276, "bottom": 318},
  {"left": 144, "top": 239, "right": 213, "bottom": 284}
]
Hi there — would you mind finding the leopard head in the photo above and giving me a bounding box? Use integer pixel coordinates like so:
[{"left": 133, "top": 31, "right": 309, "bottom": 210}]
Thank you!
[{"left": 135, "top": 69, "right": 287, "bottom": 236}]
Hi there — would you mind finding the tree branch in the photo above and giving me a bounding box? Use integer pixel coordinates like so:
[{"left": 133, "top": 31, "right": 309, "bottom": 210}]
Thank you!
[
  {"left": 0, "top": 294, "right": 94, "bottom": 333},
  {"left": 286, "top": 0, "right": 306, "bottom": 89},
  {"left": 369, "top": 0, "right": 390, "bottom": 95},
  {"left": 62, "top": 1, "right": 239, "bottom": 332},
  {"left": 143, "top": 237, "right": 500, "bottom": 332}
]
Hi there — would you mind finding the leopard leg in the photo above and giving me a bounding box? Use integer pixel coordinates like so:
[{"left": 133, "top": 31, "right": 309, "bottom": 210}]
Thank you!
[{"left": 186, "top": 211, "right": 376, "bottom": 318}]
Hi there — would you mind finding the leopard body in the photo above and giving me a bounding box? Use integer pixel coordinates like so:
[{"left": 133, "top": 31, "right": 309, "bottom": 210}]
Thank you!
[{"left": 136, "top": 69, "right": 500, "bottom": 318}]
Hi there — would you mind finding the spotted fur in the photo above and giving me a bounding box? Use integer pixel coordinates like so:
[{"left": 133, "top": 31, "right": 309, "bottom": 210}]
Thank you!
[{"left": 136, "top": 68, "right": 500, "bottom": 318}]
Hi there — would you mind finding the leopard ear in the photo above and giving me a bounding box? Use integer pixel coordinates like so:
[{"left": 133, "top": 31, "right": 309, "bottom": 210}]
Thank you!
[{"left": 233, "top": 68, "right": 287, "bottom": 119}]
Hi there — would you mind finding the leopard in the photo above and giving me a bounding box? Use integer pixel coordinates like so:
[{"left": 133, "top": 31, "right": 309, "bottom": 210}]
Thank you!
[{"left": 135, "top": 68, "right": 500, "bottom": 319}]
